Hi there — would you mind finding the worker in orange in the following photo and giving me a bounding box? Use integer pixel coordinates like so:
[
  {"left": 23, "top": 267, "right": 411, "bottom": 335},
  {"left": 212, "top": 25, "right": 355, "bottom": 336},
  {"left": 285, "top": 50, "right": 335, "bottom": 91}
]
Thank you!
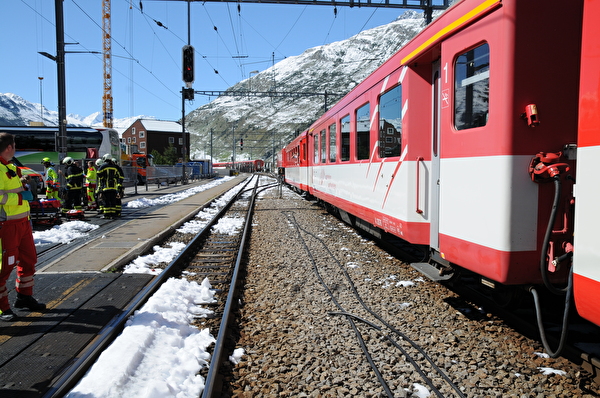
[
  {"left": 41, "top": 157, "right": 59, "bottom": 200},
  {"left": 0, "top": 132, "right": 46, "bottom": 321}
]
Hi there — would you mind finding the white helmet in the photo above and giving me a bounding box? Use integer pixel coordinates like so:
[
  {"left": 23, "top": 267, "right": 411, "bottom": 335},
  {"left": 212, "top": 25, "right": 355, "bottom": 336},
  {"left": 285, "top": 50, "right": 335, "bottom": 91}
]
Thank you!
[
  {"left": 102, "top": 153, "right": 111, "bottom": 161},
  {"left": 95, "top": 158, "right": 104, "bottom": 167},
  {"left": 63, "top": 156, "right": 74, "bottom": 165}
]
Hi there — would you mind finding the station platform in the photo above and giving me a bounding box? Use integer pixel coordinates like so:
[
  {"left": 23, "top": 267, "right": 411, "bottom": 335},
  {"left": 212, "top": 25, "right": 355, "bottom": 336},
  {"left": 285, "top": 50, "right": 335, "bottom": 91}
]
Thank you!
[
  {"left": 38, "top": 176, "right": 245, "bottom": 274},
  {"left": 0, "top": 175, "right": 248, "bottom": 398}
]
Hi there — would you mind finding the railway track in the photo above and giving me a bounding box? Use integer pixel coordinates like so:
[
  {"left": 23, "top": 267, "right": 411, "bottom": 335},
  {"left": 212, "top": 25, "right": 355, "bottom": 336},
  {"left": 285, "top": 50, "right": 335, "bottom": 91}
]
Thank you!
[{"left": 38, "top": 176, "right": 272, "bottom": 397}]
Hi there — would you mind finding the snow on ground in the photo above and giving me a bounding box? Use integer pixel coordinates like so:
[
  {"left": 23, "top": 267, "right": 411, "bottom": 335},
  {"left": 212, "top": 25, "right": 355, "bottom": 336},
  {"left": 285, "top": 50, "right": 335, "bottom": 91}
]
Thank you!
[{"left": 63, "top": 177, "right": 250, "bottom": 397}]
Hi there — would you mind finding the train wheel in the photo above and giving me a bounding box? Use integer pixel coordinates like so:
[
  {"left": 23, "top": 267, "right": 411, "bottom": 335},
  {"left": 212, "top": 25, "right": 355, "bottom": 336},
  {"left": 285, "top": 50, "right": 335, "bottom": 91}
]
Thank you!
[{"left": 489, "top": 285, "right": 524, "bottom": 309}]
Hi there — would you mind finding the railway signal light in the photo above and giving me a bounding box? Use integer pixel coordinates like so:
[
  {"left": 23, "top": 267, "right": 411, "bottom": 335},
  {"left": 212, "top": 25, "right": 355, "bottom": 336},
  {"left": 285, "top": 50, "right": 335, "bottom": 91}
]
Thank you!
[
  {"left": 182, "top": 45, "right": 194, "bottom": 84},
  {"left": 183, "top": 88, "right": 194, "bottom": 100},
  {"left": 240, "top": 138, "right": 243, "bottom": 151}
]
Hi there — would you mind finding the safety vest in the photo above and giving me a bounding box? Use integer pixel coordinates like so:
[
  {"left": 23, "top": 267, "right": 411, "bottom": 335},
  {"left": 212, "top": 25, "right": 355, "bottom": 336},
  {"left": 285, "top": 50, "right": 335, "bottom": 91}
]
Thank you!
[
  {"left": 44, "top": 166, "right": 59, "bottom": 187},
  {"left": 0, "top": 158, "right": 30, "bottom": 221},
  {"left": 86, "top": 166, "right": 97, "bottom": 185}
]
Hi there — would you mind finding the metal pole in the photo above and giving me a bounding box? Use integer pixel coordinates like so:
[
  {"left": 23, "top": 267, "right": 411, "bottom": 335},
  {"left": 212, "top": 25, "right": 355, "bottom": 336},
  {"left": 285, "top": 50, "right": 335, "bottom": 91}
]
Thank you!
[
  {"left": 55, "top": 0, "right": 67, "bottom": 163},
  {"left": 182, "top": 87, "right": 186, "bottom": 184},
  {"left": 180, "top": 1, "right": 191, "bottom": 184}
]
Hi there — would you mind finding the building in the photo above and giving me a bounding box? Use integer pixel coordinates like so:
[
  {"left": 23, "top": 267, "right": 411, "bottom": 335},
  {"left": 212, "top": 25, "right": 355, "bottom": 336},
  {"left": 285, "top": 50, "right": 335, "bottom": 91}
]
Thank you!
[{"left": 121, "top": 119, "right": 191, "bottom": 161}]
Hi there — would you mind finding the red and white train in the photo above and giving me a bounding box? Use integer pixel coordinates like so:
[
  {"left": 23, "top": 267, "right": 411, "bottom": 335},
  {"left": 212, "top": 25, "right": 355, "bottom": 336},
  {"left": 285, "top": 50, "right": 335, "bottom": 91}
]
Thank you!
[
  {"left": 213, "top": 159, "right": 265, "bottom": 173},
  {"left": 280, "top": 0, "right": 600, "bottom": 332}
]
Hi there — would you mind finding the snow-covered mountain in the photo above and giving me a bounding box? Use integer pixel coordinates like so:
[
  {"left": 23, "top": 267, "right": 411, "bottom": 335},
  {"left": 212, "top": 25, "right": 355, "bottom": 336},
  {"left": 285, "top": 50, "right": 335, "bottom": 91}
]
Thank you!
[
  {"left": 186, "top": 10, "right": 427, "bottom": 161},
  {"left": 1, "top": 10, "right": 429, "bottom": 160},
  {"left": 0, "top": 92, "right": 150, "bottom": 130}
]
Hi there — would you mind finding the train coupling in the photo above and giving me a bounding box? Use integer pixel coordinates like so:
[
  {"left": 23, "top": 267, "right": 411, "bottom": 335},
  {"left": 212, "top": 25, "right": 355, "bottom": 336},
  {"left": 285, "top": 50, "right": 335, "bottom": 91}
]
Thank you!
[{"left": 528, "top": 151, "right": 570, "bottom": 182}]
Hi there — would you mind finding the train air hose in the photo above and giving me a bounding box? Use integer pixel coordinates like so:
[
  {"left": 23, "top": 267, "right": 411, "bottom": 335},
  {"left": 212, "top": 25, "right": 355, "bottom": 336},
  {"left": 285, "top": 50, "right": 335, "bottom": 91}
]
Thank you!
[{"left": 530, "top": 175, "right": 573, "bottom": 357}]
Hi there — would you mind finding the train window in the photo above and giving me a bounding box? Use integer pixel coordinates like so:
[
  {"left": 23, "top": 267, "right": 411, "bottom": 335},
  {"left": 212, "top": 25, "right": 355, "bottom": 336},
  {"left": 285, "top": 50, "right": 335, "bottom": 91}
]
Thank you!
[
  {"left": 378, "top": 85, "right": 402, "bottom": 157},
  {"left": 314, "top": 133, "right": 319, "bottom": 164},
  {"left": 341, "top": 115, "right": 350, "bottom": 161},
  {"left": 329, "top": 123, "right": 337, "bottom": 162},
  {"left": 302, "top": 142, "right": 307, "bottom": 163},
  {"left": 320, "top": 129, "right": 327, "bottom": 163},
  {"left": 356, "top": 104, "right": 371, "bottom": 160},
  {"left": 454, "top": 43, "right": 490, "bottom": 130}
]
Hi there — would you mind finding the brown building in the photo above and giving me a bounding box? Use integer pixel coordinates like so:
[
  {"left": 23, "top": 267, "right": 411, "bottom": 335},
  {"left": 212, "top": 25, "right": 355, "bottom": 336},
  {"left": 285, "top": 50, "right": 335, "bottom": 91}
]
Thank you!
[{"left": 121, "top": 119, "right": 191, "bottom": 161}]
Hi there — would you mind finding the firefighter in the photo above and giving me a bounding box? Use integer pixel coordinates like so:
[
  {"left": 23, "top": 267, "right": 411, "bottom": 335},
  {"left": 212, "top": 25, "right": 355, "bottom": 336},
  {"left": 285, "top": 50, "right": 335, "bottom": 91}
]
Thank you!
[
  {"left": 62, "top": 157, "right": 84, "bottom": 212},
  {"left": 112, "top": 158, "right": 124, "bottom": 217},
  {"left": 97, "top": 156, "right": 122, "bottom": 219},
  {"left": 0, "top": 132, "right": 45, "bottom": 321},
  {"left": 85, "top": 160, "right": 97, "bottom": 209},
  {"left": 41, "top": 157, "right": 59, "bottom": 200},
  {"left": 94, "top": 158, "right": 104, "bottom": 215}
]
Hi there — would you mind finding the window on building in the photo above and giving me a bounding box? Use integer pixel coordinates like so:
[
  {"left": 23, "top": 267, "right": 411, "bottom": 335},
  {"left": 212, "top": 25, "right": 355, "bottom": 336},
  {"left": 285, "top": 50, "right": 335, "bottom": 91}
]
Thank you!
[
  {"left": 140, "top": 142, "right": 146, "bottom": 148},
  {"left": 132, "top": 137, "right": 136, "bottom": 143},
  {"left": 455, "top": 42, "right": 490, "bottom": 130},
  {"left": 169, "top": 137, "right": 175, "bottom": 144},
  {"left": 179, "top": 138, "right": 183, "bottom": 145},
  {"left": 127, "top": 137, "right": 131, "bottom": 144},
  {"left": 379, "top": 85, "right": 402, "bottom": 157},
  {"left": 341, "top": 115, "right": 350, "bottom": 162},
  {"left": 132, "top": 128, "right": 136, "bottom": 135},
  {"left": 356, "top": 103, "right": 370, "bottom": 160},
  {"left": 329, "top": 122, "right": 336, "bottom": 162},
  {"left": 140, "top": 131, "right": 145, "bottom": 138}
]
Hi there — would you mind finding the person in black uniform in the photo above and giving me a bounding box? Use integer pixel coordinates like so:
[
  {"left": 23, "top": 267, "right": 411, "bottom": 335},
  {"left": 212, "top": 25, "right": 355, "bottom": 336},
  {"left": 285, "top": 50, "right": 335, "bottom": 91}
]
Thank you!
[
  {"left": 97, "top": 156, "right": 123, "bottom": 219},
  {"left": 112, "top": 157, "right": 125, "bottom": 217},
  {"left": 62, "top": 157, "right": 84, "bottom": 212}
]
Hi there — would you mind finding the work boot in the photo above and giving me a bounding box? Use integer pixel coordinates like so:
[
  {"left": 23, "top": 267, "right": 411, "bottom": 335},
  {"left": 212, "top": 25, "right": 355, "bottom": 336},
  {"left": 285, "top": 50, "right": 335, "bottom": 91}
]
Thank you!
[
  {"left": 0, "top": 309, "right": 16, "bottom": 321},
  {"left": 14, "top": 294, "right": 46, "bottom": 311}
]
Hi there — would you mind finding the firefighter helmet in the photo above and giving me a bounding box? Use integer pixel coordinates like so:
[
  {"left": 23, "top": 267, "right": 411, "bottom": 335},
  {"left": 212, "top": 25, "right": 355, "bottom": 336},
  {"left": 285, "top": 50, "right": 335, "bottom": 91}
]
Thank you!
[
  {"left": 102, "top": 153, "right": 111, "bottom": 161},
  {"left": 63, "top": 156, "right": 74, "bottom": 165},
  {"left": 41, "top": 157, "right": 51, "bottom": 164},
  {"left": 95, "top": 158, "right": 104, "bottom": 167}
]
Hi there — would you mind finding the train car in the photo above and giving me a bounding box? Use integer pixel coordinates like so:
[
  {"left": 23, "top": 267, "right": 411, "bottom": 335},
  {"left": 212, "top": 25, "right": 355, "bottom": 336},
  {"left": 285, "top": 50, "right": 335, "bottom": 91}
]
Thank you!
[
  {"left": 213, "top": 159, "right": 264, "bottom": 173},
  {"left": 281, "top": 131, "right": 309, "bottom": 192},
  {"left": 283, "top": 0, "right": 581, "bottom": 289},
  {"left": 573, "top": 0, "right": 600, "bottom": 327}
]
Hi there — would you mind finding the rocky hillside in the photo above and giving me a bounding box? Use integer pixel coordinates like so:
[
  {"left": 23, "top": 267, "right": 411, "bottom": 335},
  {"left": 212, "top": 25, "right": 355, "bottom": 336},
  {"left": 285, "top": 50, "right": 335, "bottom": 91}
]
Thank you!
[{"left": 186, "top": 10, "right": 427, "bottom": 162}]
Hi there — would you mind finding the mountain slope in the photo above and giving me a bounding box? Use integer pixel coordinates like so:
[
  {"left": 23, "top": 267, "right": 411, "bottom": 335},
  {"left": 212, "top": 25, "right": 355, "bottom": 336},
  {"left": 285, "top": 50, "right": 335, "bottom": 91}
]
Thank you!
[{"left": 186, "top": 11, "right": 426, "bottom": 161}]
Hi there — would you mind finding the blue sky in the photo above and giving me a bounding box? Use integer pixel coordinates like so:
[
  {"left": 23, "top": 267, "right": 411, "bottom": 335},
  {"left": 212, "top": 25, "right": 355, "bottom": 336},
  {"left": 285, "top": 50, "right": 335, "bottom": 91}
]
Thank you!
[{"left": 2, "top": 0, "right": 413, "bottom": 122}]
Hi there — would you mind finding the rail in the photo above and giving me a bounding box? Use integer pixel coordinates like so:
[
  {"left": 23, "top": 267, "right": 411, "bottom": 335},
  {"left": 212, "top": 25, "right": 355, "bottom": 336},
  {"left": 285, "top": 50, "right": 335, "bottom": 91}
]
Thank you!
[
  {"left": 201, "top": 177, "right": 260, "bottom": 397},
  {"left": 41, "top": 177, "right": 255, "bottom": 398}
]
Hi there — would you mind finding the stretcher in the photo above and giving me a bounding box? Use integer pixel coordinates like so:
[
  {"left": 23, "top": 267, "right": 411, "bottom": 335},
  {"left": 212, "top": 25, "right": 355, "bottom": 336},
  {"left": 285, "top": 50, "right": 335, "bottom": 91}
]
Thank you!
[{"left": 29, "top": 199, "right": 61, "bottom": 225}]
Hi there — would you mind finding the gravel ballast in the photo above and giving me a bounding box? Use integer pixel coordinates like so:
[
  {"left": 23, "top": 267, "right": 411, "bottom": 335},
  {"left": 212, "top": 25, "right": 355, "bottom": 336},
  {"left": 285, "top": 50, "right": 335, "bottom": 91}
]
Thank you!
[{"left": 226, "top": 182, "right": 599, "bottom": 398}]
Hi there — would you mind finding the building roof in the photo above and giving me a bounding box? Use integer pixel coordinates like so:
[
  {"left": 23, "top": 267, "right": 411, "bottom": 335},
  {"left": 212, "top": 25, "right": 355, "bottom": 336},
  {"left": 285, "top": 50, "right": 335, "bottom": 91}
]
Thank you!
[{"left": 136, "top": 119, "right": 188, "bottom": 133}]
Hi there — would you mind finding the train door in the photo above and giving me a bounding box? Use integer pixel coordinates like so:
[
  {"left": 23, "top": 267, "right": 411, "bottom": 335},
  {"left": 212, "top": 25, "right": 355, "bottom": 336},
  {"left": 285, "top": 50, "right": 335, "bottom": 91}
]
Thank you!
[{"left": 429, "top": 60, "right": 442, "bottom": 252}]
